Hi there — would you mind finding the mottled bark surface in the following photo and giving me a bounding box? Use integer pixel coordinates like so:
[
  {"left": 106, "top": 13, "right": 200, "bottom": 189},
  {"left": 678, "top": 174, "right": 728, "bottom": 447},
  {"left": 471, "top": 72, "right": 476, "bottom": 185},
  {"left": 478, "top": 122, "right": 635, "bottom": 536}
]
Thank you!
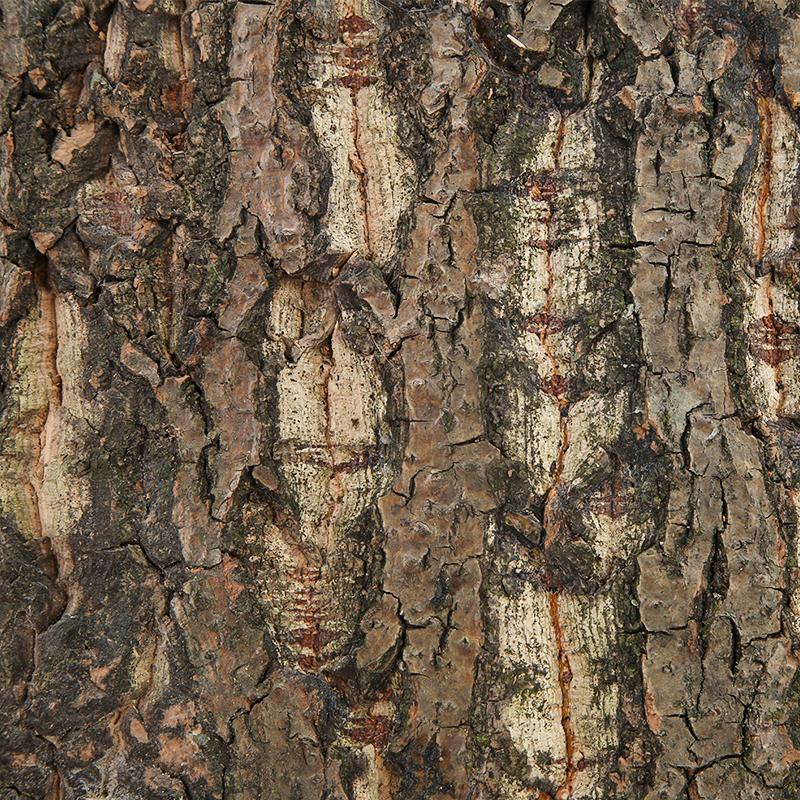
[{"left": 2, "top": 0, "right": 800, "bottom": 798}]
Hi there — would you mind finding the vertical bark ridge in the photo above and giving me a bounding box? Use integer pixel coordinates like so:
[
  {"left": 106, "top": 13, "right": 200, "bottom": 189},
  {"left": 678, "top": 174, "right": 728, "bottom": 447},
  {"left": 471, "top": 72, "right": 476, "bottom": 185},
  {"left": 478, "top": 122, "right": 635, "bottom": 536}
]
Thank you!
[{"left": 628, "top": 4, "right": 800, "bottom": 797}]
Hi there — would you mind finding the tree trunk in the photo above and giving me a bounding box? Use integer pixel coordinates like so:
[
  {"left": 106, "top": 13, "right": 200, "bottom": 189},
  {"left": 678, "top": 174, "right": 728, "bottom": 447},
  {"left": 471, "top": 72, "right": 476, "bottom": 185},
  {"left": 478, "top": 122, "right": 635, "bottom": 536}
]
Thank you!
[{"left": 2, "top": 0, "right": 800, "bottom": 798}]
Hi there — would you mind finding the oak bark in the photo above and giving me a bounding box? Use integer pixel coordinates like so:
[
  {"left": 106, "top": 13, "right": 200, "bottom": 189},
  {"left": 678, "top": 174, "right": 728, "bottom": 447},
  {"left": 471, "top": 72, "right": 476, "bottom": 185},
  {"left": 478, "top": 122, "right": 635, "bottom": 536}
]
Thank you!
[{"left": 1, "top": 0, "right": 800, "bottom": 798}]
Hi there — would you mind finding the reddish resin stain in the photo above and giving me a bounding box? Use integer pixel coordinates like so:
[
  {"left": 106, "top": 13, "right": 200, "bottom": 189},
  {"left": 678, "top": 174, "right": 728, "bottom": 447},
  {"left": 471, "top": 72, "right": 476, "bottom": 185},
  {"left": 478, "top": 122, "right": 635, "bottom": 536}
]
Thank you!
[
  {"left": 346, "top": 715, "right": 395, "bottom": 748},
  {"left": 298, "top": 652, "right": 335, "bottom": 671},
  {"left": 160, "top": 80, "right": 189, "bottom": 114},
  {"left": 589, "top": 470, "right": 630, "bottom": 521},
  {"left": 524, "top": 311, "right": 565, "bottom": 337},
  {"left": 540, "top": 374, "right": 579, "bottom": 399},
  {"left": 286, "top": 626, "right": 338, "bottom": 650},
  {"left": 282, "top": 567, "right": 341, "bottom": 671},
  {"left": 748, "top": 314, "right": 800, "bottom": 366},
  {"left": 547, "top": 591, "right": 578, "bottom": 800},
  {"left": 332, "top": 45, "right": 378, "bottom": 90},
  {"left": 341, "top": 45, "right": 370, "bottom": 70},
  {"left": 333, "top": 73, "right": 378, "bottom": 91},
  {"left": 332, "top": 17, "right": 379, "bottom": 91},
  {"left": 284, "top": 566, "right": 322, "bottom": 583},
  {"left": 514, "top": 173, "right": 557, "bottom": 202},
  {"left": 340, "top": 15, "right": 375, "bottom": 36}
]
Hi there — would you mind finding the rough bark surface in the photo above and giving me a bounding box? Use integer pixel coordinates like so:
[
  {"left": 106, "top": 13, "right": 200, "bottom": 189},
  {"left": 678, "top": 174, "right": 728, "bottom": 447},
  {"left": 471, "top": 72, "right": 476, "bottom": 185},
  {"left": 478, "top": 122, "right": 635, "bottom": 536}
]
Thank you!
[{"left": 2, "top": 0, "right": 800, "bottom": 798}]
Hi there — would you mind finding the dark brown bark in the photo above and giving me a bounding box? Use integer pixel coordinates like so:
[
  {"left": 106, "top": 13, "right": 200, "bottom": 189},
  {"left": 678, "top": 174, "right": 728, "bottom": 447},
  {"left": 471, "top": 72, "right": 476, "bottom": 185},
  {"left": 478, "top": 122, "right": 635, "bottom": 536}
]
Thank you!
[{"left": 1, "top": 1, "right": 800, "bottom": 798}]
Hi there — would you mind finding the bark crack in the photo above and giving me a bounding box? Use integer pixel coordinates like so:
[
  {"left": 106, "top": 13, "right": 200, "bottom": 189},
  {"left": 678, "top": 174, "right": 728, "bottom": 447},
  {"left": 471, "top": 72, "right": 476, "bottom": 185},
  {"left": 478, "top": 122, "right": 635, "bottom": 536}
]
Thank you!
[
  {"left": 754, "top": 95, "right": 772, "bottom": 265},
  {"left": 540, "top": 112, "right": 571, "bottom": 550},
  {"left": 547, "top": 590, "right": 578, "bottom": 800}
]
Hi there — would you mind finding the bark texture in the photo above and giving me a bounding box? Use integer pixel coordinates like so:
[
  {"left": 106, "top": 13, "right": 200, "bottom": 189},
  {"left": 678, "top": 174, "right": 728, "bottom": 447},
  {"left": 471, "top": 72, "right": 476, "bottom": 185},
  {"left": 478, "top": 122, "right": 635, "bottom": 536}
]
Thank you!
[{"left": 1, "top": 0, "right": 800, "bottom": 798}]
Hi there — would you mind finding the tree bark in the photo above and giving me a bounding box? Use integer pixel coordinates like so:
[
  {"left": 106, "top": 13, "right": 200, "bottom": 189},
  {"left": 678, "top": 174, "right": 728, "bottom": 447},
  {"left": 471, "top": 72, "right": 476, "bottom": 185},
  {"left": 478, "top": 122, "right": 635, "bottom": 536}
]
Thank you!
[{"left": 1, "top": 0, "right": 800, "bottom": 798}]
